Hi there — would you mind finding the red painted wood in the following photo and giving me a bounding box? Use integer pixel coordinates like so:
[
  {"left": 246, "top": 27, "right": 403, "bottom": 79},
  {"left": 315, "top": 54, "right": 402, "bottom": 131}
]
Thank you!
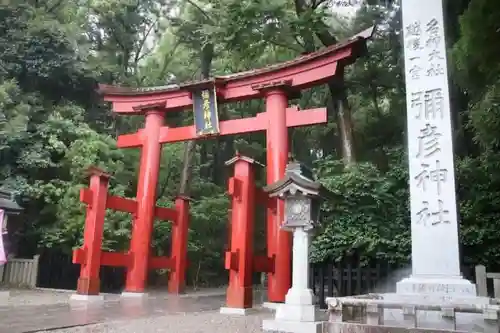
[
  {"left": 149, "top": 256, "right": 175, "bottom": 270},
  {"left": 100, "top": 252, "right": 129, "bottom": 267},
  {"left": 225, "top": 156, "right": 256, "bottom": 309},
  {"left": 255, "top": 188, "right": 268, "bottom": 206},
  {"left": 224, "top": 251, "right": 239, "bottom": 270},
  {"left": 102, "top": 43, "right": 358, "bottom": 114},
  {"left": 125, "top": 111, "right": 165, "bottom": 293},
  {"left": 73, "top": 249, "right": 174, "bottom": 269},
  {"left": 264, "top": 89, "right": 292, "bottom": 303},
  {"left": 253, "top": 255, "right": 275, "bottom": 273},
  {"left": 116, "top": 107, "right": 326, "bottom": 148},
  {"left": 168, "top": 197, "right": 190, "bottom": 293},
  {"left": 75, "top": 170, "right": 110, "bottom": 295},
  {"left": 80, "top": 189, "right": 176, "bottom": 221}
]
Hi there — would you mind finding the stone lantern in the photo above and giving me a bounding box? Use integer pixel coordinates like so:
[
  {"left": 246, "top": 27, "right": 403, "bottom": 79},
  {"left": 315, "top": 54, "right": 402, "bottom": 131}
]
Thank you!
[{"left": 262, "top": 159, "right": 330, "bottom": 333}]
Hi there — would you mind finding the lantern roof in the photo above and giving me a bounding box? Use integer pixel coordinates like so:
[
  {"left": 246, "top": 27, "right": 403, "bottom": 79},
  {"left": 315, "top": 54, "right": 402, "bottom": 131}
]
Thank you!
[
  {"left": 224, "top": 152, "right": 265, "bottom": 167},
  {"left": 263, "top": 159, "right": 328, "bottom": 198}
]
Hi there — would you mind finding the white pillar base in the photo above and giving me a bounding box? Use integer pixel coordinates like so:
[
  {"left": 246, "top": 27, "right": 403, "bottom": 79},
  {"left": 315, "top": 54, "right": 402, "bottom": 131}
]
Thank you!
[
  {"left": 262, "top": 302, "right": 281, "bottom": 310},
  {"left": 70, "top": 294, "right": 105, "bottom": 302},
  {"left": 264, "top": 287, "right": 323, "bottom": 332},
  {"left": 121, "top": 292, "right": 149, "bottom": 298},
  {"left": 275, "top": 302, "right": 317, "bottom": 322},
  {"left": 284, "top": 287, "right": 315, "bottom": 305},
  {"left": 220, "top": 307, "right": 257, "bottom": 315},
  {"left": 275, "top": 287, "right": 317, "bottom": 321}
]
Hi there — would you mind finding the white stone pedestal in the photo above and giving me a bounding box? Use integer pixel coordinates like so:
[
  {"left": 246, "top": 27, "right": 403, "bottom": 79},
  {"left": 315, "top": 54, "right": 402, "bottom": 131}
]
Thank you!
[
  {"left": 262, "top": 227, "right": 323, "bottom": 333},
  {"left": 262, "top": 302, "right": 281, "bottom": 310},
  {"left": 121, "top": 291, "right": 148, "bottom": 298}
]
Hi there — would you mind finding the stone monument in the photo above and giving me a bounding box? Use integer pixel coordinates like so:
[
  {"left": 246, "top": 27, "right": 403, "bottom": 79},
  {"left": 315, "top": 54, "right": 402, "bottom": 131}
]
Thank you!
[
  {"left": 262, "top": 159, "right": 330, "bottom": 333},
  {"left": 396, "top": 0, "right": 476, "bottom": 299},
  {"left": 324, "top": 1, "right": 500, "bottom": 332}
]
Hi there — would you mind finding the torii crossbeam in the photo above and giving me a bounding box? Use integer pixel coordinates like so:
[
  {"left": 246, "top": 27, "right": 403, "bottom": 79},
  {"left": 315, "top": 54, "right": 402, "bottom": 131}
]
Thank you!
[{"left": 97, "top": 26, "right": 374, "bottom": 303}]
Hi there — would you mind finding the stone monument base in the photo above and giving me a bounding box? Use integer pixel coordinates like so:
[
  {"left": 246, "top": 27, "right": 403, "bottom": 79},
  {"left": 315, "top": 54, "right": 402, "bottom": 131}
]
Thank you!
[
  {"left": 396, "top": 276, "right": 477, "bottom": 296},
  {"left": 388, "top": 276, "right": 482, "bottom": 330},
  {"left": 382, "top": 293, "right": 491, "bottom": 331},
  {"left": 326, "top": 291, "right": 499, "bottom": 333}
]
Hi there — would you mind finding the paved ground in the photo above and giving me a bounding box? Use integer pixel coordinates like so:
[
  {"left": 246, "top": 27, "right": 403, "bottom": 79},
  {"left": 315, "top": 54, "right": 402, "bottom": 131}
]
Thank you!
[
  {"left": 36, "top": 309, "right": 273, "bottom": 333},
  {"left": 1, "top": 288, "right": 74, "bottom": 306},
  {"left": 0, "top": 288, "right": 272, "bottom": 333}
]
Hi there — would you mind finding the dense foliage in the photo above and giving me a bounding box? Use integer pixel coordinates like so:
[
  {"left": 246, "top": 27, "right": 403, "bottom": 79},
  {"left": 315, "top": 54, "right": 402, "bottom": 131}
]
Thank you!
[{"left": 1, "top": 0, "right": 500, "bottom": 286}]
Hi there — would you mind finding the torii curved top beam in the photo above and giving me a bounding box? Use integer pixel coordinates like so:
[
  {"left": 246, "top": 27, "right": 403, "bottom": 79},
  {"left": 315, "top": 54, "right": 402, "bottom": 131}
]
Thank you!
[{"left": 99, "top": 27, "right": 375, "bottom": 115}]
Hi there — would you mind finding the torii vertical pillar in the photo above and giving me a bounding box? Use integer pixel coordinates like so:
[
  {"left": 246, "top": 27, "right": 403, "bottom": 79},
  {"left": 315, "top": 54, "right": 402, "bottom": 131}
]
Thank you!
[
  {"left": 261, "top": 86, "right": 293, "bottom": 303},
  {"left": 220, "top": 154, "right": 260, "bottom": 315},
  {"left": 124, "top": 109, "right": 165, "bottom": 296},
  {"left": 71, "top": 167, "right": 110, "bottom": 301},
  {"left": 168, "top": 196, "right": 190, "bottom": 293}
]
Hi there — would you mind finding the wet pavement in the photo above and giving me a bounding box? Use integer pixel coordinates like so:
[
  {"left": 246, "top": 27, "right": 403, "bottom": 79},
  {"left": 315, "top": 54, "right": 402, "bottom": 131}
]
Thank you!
[{"left": 0, "top": 294, "right": 227, "bottom": 333}]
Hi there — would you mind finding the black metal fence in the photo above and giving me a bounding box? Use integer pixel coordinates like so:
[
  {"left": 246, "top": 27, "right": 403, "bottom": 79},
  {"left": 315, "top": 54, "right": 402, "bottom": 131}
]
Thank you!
[
  {"left": 309, "top": 261, "right": 405, "bottom": 308},
  {"left": 309, "top": 261, "right": 477, "bottom": 309},
  {"left": 37, "top": 250, "right": 125, "bottom": 293},
  {"left": 36, "top": 250, "right": 477, "bottom": 304}
]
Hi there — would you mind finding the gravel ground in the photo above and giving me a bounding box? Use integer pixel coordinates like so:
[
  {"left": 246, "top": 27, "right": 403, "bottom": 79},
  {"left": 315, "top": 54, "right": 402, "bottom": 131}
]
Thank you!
[{"left": 35, "top": 309, "right": 274, "bottom": 333}]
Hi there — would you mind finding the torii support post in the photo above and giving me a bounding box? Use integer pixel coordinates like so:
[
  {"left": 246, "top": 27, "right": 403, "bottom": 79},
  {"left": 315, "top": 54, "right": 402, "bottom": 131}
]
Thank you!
[
  {"left": 221, "top": 154, "right": 261, "bottom": 314},
  {"left": 125, "top": 109, "right": 165, "bottom": 294},
  {"left": 259, "top": 85, "right": 292, "bottom": 303},
  {"left": 168, "top": 196, "right": 190, "bottom": 293},
  {"left": 75, "top": 167, "right": 110, "bottom": 298}
]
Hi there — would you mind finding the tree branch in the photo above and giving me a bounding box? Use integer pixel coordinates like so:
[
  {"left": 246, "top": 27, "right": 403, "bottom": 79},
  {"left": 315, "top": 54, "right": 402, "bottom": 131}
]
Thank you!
[
  {"left": 185, "top": 0, "right": 213, "bottom": 24},
  {"left": 158, "top": 40, "right": 181, "bottom": 80},
  {"left": 133, "top": 17, "right": 160, "bottom": 68},
  {"left": 156, "top": 159, "right": 173, "bottom": 200},
  {"left": 312, "top": 0, "right": 329, "bottom": 9},
  {"left": 268, "top": 39, "right": 303, "bottom": 53},
  {"left": 46, "top": 0, "right": 64, "bottom": 14}
]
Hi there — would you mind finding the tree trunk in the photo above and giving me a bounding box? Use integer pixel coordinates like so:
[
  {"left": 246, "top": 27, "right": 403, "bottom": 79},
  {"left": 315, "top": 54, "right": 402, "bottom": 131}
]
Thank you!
[
  {"left": 328, "top": 77, "right": 357, "bottom": 166},
  {"left": 178, "top": 43, "right": 214, "bottom": 196},
  {"left": 294, "top": 0, "right": 357, "bottom": 166}
]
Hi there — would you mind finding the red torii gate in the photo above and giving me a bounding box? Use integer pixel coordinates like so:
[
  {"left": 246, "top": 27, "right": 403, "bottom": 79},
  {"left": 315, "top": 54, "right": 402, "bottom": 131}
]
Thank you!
[{"left": 97, "top": 27, "right": 373, "bottom": 302}]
